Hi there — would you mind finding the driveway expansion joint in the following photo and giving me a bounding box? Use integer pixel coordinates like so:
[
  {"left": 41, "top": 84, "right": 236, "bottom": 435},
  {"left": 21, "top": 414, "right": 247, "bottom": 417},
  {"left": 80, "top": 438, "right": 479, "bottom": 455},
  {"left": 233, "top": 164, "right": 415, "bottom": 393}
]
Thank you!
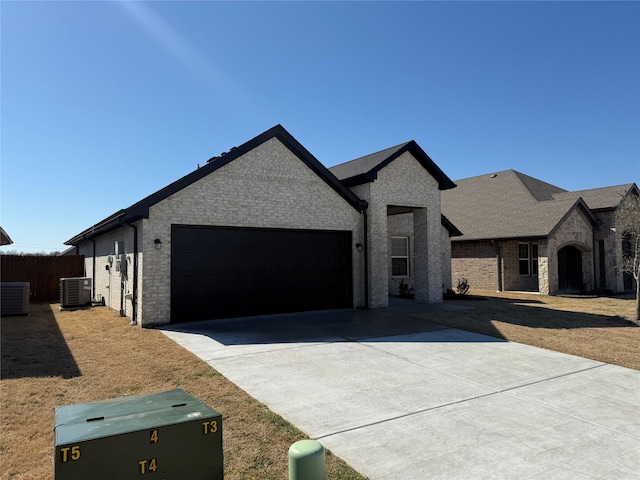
[{"left": 314, "top": 346, "right": 616, "bottom": 442}]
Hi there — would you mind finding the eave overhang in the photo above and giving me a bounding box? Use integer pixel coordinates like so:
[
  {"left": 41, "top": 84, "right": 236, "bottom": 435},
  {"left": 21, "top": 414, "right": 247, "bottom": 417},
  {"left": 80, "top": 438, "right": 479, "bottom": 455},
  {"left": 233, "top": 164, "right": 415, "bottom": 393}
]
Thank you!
[{"left": 441, "top": 214, "right": 463, "bottom": 237}]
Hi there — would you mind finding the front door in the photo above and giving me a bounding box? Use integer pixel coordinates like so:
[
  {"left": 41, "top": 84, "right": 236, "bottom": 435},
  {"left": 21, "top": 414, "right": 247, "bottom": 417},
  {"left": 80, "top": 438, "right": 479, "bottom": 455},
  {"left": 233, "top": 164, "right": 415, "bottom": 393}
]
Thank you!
[{"left": 558, "top": 245, "right": 582, "bottom": 292}]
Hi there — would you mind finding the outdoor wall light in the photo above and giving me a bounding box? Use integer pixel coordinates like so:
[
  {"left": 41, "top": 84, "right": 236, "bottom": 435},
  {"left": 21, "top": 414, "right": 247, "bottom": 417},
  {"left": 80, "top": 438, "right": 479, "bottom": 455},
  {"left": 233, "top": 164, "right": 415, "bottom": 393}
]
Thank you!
[
  {"left": 154, "top": 238, "right": 162, "bottom": 250},
  {"left": 355, "top": 243, "right": 363, "bottom": 252}
]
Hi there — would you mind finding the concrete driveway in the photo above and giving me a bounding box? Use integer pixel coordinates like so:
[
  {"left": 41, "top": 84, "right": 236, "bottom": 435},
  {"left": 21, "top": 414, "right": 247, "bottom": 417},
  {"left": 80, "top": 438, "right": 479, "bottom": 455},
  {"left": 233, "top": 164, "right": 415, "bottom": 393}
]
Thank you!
[{"left": 161, "top": 302, "right": 640, "bottom": 479}]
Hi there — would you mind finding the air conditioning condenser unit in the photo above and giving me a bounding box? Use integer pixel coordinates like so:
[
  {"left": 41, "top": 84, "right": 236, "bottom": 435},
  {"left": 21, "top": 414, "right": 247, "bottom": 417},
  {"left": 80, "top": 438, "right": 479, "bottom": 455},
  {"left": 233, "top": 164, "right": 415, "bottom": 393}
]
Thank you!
[
  {"left": 60, "top": 277, "right": 92, "bottom": 309},
  {"left": 1, "top": 282, "right": 30, "bottom": 316}
]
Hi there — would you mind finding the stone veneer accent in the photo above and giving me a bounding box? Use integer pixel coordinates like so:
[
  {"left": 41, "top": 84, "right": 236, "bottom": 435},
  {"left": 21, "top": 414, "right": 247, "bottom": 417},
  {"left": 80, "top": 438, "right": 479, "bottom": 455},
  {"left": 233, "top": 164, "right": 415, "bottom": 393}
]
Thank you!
[
  {"left": 593, "top": 210, "right": 626, "bottom": 292},
  {"left": 547, "top": 207, "right": 593, "bottom": 295},
  {"left": 451, "top": 206, "right": 596, "bottom": 296}
]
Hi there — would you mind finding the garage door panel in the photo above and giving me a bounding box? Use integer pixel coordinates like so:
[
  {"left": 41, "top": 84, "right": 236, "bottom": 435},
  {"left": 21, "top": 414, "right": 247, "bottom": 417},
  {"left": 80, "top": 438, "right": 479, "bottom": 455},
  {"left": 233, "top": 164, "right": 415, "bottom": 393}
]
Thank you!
[{"left": 171, "top": 226, "right": 352, "bottom": 322}]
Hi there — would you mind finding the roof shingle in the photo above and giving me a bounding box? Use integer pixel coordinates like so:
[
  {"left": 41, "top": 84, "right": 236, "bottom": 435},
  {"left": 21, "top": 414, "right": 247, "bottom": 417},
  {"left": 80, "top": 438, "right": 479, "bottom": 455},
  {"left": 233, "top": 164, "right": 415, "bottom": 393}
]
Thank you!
[
  {"left": 551, "top": 184, "right": 635, "bottom": 210},
  {"left": 440, "top": 169, "right": 611, "bottom": 241}
]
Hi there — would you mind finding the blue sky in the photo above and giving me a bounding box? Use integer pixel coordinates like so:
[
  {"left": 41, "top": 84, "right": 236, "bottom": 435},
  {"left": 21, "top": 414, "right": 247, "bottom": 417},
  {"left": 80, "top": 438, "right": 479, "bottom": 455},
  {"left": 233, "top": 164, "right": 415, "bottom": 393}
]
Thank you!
[{"left": 2, "top": 1, "right": 639, "bottom": 253}]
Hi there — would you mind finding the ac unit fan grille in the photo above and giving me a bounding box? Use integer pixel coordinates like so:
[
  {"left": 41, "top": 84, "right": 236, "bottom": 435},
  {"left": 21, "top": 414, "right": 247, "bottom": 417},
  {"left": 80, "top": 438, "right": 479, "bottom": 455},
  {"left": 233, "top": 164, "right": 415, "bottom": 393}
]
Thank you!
[{"left": 60, "top": 278, "right": 91, "bottom": 308}]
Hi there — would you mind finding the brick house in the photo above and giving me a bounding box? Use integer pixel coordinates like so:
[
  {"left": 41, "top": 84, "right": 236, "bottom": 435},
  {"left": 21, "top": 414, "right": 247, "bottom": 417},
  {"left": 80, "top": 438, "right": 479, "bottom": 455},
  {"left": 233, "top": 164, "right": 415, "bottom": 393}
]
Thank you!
[
  {"left": 65, "top": 125, "right": 459, "bottom": 327},
  {"left": 441, "top": 169, "right": 638, "bottom": 295}
]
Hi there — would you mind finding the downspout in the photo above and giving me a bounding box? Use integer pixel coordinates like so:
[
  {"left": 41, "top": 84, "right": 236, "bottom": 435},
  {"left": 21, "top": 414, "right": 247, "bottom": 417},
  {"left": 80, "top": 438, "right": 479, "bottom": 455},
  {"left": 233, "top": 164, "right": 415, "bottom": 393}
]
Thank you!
[
  {"left": 118, "top": 217, "right": 138, "bottom": 326},
  {"left": 117, "top": 224, "right": 126, "bottom": 317},
  {"left": 592, "top": 226, "right": 598, "bottom": 293},
  {"left": 128, "top": 222, "right": 138, "bottom": 326},
  {"left": 359, "top": 201, "right": 369, "bottom": 309},
  {"left": 83, "top": 235, "right": 97, "bottom": 301},
  {"left": 119, "top": 276, "right": 125, "bottom": 317},
  {"left": 494, "top": 240, "right": 503, "bottom": 292}
]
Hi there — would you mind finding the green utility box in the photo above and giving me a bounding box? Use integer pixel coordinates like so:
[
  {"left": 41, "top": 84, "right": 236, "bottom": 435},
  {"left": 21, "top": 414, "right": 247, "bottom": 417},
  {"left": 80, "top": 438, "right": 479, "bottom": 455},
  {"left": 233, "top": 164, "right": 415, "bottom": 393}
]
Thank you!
[{"left": 54, "top": 389, "right": 223, "bottom": 479}]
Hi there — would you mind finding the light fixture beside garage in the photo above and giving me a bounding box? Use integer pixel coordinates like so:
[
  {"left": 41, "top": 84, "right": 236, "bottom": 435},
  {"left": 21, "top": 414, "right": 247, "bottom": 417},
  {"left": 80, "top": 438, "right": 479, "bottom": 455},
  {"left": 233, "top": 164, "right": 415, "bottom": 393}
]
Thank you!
[
  {"left": 355, "top": 243, "right": 363, "bottom": 252},
  {"left": 154, "top": 238, "right": 162, "bottom": 250}
]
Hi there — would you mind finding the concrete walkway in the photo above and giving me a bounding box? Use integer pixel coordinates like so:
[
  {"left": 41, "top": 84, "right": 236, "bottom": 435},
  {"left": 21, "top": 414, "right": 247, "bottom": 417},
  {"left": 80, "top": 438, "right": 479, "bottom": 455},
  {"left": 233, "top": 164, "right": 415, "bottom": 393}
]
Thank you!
[{"left": 161, "top": 303, "right": 640, "bottom": 479}]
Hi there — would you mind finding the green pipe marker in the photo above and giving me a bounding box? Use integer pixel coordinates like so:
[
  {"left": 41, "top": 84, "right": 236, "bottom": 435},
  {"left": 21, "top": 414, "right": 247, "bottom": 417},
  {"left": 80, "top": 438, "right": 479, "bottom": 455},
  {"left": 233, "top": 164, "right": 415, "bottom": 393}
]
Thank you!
[{"left": 288, "top": 439, "right": 326, "bottom": 480}]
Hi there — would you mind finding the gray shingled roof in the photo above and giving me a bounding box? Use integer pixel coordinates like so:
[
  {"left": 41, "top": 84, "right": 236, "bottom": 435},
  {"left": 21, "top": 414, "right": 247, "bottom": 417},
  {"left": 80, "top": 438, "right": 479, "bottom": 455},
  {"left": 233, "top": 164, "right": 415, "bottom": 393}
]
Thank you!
[
  {"left": 513, "top": 171, "right": 567, "bottom": 200},
  {"left": 552, "top": 184, "right": 635, "bottom": 210},
  {"left": 441, "top": 169, "right": 601, "bottom": 241}
]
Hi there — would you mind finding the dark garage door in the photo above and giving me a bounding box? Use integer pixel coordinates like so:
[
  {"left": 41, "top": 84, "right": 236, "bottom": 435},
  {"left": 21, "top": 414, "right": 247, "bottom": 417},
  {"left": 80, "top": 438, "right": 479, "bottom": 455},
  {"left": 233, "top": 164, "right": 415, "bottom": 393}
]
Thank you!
[{"left": 171, "top": 225, "right": 353, "bottom": 323}]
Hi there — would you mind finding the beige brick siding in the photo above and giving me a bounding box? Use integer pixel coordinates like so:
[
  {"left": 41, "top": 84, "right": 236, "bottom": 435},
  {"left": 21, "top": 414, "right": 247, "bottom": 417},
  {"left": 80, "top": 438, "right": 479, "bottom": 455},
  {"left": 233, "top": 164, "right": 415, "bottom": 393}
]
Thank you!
[
  {"left": 76, "top": 138, "right": 451, "bottom": 326},
  {"left": 451, "top": 241, "right": 499, "bottom": 291},
  {"left": 77, "top": 223, "right": 142, "bottom": 320},
  {"left": 441, "top": 225, "right": 453, "bottom": 292},
  {"left": 451, "top": 206, "right": 596, "bottom": 295},
  {"left": 357, "top": 152, "right": 445, "bottom": 306},
  {"left": 386, "top": 216, "right": 453, "bottom": 296},
  {"left": 387, "top": 213, "right": 414, "bottom": 295},
  {"left": 452, "top": 239, "right": 542, "bottom": 293},
  {"left": 501, "top": 240, "right": 539, "bottom": 292},
  {"left": 142, "top": 137, "right": 364, "bottom": 326}
]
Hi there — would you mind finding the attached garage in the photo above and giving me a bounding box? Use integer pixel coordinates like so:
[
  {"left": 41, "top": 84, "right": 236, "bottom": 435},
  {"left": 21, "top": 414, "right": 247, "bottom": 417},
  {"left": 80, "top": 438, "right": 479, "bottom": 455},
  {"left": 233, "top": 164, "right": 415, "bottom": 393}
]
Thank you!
[
  {"left": 66, "top": 124, "right": 456, "bottom": 327},
  {"left": 171, "top": 225, "right": 353, "bottom": 322}
]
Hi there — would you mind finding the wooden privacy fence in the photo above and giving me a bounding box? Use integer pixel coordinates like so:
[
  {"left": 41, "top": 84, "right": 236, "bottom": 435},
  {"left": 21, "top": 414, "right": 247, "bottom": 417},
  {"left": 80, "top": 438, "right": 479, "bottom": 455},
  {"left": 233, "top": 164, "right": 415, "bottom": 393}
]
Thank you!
[{"left": 1, "top": 255, "right": 85, "bottom": 302}]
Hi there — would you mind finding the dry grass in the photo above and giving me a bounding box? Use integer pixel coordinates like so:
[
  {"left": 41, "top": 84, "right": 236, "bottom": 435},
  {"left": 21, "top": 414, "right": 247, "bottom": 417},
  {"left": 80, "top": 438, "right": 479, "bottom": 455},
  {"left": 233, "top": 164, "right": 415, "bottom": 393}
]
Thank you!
[
  {"left": 423, "top": 290, "right": 640, "bottom": 370},
  {"left": 0, "top": 304, "right": 366, "bottom": 480},
  {"left": 3, "top": 293, "right": 638, "bottom": 479}
]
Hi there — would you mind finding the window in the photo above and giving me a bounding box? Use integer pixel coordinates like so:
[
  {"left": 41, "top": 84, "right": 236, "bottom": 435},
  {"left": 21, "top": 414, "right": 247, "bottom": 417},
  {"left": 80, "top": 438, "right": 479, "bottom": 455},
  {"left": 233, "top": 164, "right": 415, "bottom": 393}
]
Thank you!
[
  {"left": 519, "top": 242, "right": 538, "bottom": 276},
  {"left": 391, "top": 237, "right": 409, "bottom": 277},
  {"left": 518, "top": 243, "right": 530, "bottom": 275}
]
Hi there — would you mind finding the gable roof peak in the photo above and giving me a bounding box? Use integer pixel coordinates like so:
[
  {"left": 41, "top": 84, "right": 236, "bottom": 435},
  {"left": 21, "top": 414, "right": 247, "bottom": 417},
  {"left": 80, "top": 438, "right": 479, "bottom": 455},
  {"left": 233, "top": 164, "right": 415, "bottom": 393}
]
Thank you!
[
  {"left": 329, "top": 140, "right": 455, "bottom": 190},
  {"left": 552, "top": 182, "right": 638, "bottom": 210},
  {"left": 65, "top": 124, "right": 364, "bottom": 245}
]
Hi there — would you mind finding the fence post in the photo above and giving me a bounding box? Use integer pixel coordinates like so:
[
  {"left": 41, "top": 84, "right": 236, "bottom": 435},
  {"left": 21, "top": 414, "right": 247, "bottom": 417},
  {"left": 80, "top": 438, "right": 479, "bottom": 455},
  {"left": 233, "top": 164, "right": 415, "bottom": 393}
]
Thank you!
[{"left": 288, "top": 439, "right": 325, "bottom": 480}]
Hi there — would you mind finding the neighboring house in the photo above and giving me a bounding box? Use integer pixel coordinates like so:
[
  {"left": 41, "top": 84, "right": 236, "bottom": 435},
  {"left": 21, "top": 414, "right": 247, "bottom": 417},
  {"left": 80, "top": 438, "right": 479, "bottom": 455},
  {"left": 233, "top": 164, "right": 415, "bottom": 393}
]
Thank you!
[
  {"left": 0, "top": 227, "right": 13, "bottom": 246},
  {"left": 441, "top": 169, "right": 639, "bottom": 295},
  {"left": 65, "top": 125, "right": 459, "bottom": 327}
]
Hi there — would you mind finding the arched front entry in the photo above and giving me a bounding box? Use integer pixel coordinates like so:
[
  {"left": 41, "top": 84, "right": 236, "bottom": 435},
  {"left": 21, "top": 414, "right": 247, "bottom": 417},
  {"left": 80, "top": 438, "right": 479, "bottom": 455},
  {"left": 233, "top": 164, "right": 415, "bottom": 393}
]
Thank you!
[{"left": 558, "top": 245, "right": 583, "bottom": 292}]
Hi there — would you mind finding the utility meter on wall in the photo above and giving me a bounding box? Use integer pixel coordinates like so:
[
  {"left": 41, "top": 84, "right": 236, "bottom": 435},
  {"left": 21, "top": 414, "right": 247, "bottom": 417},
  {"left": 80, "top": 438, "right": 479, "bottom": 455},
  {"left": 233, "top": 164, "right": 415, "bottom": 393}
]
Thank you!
[{"left": 115, "top": 254, "right": 127, "bottom": 275}]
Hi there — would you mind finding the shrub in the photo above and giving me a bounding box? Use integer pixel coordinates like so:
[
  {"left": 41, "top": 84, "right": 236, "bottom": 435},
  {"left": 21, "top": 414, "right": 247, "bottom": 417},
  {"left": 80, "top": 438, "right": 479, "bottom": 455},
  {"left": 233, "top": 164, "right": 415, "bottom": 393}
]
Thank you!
[
  {"left": 398, "top": 279, "right": 415, "bottom": 299},
  {"left": 456, "top": 278, "right": 470, "bottom": 295}
]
